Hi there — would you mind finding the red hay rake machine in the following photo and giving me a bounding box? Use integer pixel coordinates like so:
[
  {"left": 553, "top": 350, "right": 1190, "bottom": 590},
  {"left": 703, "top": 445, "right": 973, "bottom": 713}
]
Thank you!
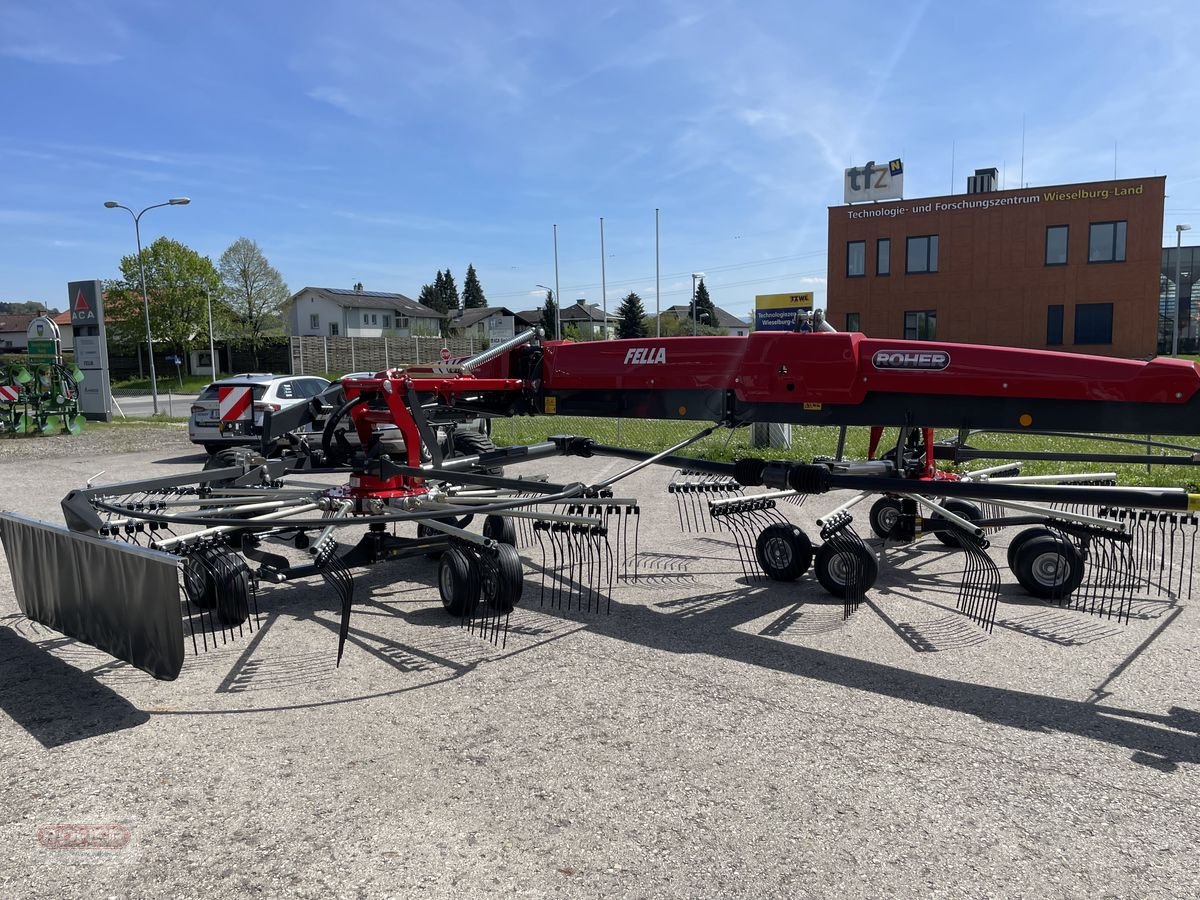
[{"left": 4, "top": 326, "right": 1200, "bottom": 680}]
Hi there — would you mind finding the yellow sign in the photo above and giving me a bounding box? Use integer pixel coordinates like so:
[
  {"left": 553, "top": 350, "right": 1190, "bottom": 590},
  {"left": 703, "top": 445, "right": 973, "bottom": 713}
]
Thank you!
[
  {"left": 755, "top": 292, "right": 814, "bottom": 311},
  {"left": 544, "top": 396, "right": 557, "bottom": 415}
]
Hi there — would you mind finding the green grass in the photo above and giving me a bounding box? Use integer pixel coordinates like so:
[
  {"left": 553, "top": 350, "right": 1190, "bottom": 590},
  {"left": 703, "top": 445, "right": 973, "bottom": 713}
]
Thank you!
[
  {"left": 489, "top": 415, "right": 1200, "bottom": 489},
  {"left": 112, "top": 373, "right": 223, "bottom": 393}
]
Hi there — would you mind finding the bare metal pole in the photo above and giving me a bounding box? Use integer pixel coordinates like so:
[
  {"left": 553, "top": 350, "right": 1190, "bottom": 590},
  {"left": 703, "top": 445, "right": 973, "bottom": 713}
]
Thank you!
[
  {"left": 655, "top": 208, "right": 661, "bottom": 337},
  {"left": 553, "top": 224, "right": 561, "bottom": 340},
  {"left": 206, "top": 284, "right": 217, "bottom": 381},
  {"left": 599, "top": 217, "right": 608, "bottom": 338}
]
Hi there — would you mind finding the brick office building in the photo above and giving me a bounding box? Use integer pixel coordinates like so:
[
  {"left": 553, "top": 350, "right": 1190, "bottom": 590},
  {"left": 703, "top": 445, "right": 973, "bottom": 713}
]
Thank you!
[{"left": 826, "top": 173, "right": 1166, "bottom": 358}]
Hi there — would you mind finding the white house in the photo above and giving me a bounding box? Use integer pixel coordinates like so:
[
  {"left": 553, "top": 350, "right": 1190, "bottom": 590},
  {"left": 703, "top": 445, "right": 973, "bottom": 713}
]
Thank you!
[
  {"left": 560, "top": 298, "right": 619, "bottom": 339},
  {"left": 661, "top": 304, "right": 751, "bottom": 336},
  {"left": 287, "top": 287, "right": 446, "bottom": 338},
  {"left": 449, "top": 306, "right": 538, "bottom": 342}
]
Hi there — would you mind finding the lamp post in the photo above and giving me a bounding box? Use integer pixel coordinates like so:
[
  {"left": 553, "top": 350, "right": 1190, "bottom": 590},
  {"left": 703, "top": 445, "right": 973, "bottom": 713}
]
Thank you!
[
  {"left": 552, "top": 225, "right": 562, "bottom": 341},
  {"left": 1175, "top": 224, "right": 1192, "bottom": 357},
  {"left": 104, "top": 197, "right": 191, "bottom": 414},
  {"left": 205, "top": 284, "right": 218, "bottom": 381},
  {"left": 691, "top": 272, "right": 705, "bottom": 336},
  {"left": 535, "top": 284, "right": 556, "bottom": 339}
]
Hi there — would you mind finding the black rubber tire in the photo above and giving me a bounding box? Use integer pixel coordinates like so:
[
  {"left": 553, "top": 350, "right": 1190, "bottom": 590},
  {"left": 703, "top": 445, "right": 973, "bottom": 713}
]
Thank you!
[
  {"left": 183, "top": 545, "right": 251, "bottom": 625},
  {"left": 1013, "top": 534, "right": 1084, "bottom": 600},
  {"left": 479, "top": 544, "right": 524, "bottom": 613},
  {"left": 416, "top": 522, "right": 448, "bottom": 558},
  {"left": 868, "top": 497, "right": 903, "bottom": 539},
  {"left": 754, "top": 523, "right": 813, "bottom": 581},
  {"left": 932, "top": 498, "right": 983, "bottom": 547},
  {"left": 482, "top": 514, "right": 517, "bottom": 546},
  {"left": 1006, "top": 526, "right": 1057, "bottom": 573},
  {"left": 203, "top": 447, "right": 267, "bottom": 489},
  {"left": 438, "top": 547, "right": 479, "bottom": 616},
  {"left": 451, "top": 429, "right": 502, "bottom": 476},
  {"left": 182, "top": 546, "right": 219, "bottom": 611},
  {"left": 814, "top": 541, "right": 880, "bottom": 599}
]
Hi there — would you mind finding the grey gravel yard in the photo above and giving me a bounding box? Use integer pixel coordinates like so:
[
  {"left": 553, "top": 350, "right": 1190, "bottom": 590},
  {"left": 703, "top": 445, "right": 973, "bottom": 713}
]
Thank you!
[{"left": 1, "top": 427, "right": 1199, "bottom": 899}]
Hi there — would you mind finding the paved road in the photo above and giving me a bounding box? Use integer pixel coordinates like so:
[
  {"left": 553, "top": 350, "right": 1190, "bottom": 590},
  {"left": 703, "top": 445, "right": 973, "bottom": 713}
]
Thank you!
[
  {"left": 110, "top": 391, "right": 199, "bottom": 418},
  {"left": 1, "top": 438, "right": 1198, "bottom": 898}
]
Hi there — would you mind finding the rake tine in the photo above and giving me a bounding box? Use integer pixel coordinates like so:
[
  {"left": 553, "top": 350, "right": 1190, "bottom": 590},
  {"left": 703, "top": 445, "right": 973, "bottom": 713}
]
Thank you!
[{"left": 534, "top": 522, "right": 549, "bottom": 608}]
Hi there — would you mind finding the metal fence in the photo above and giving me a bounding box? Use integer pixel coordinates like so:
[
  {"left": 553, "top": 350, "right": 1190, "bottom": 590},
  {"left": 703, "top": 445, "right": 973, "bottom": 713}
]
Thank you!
[{"left": 289, "top": 335, "right": 487, "bottom": 376}]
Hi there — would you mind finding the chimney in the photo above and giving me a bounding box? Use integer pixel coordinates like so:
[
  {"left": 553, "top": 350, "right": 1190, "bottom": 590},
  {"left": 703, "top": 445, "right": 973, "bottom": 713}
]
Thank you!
[
  {"left": 967, "top": 167, "right": 999, "bottom": 194},
  {"left": 576, "top": 298, "right": 587, "bottom": 306}
]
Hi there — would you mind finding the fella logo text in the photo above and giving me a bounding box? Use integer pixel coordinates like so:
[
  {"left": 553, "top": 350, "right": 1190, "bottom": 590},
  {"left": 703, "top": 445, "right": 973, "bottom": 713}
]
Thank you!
[
  {"left": 624, "top": 347, "right": 667, "bottom": 365},
  {"left": 871, "top": 349, "right": 950, "bottom": 371}
]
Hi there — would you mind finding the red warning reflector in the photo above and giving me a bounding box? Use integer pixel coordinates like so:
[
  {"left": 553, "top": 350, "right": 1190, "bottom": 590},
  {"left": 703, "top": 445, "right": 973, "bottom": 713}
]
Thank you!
[{"left": 218, "top": 386, "right": 253, "bottom": 422}]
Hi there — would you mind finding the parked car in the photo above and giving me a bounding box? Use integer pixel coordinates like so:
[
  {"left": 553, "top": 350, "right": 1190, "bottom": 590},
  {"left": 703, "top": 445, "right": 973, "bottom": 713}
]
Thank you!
[{"left": 189, "top": 373, "right": 330, "bottom": 454}]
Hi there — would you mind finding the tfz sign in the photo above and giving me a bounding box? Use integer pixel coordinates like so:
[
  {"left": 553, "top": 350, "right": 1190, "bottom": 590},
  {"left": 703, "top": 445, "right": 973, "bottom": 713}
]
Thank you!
[{"left": 844, "top": 158, "right": 904, "bottom": 203}]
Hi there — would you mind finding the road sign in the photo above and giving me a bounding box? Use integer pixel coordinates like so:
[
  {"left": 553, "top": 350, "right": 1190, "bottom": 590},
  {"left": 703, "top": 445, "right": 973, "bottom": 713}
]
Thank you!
[
  {"left": 0, "top": 385, "right": 18, "bottom": 402},
  {"left": 440, "top": 347, "right": 451, "bottom": 362},
  {"left": 27, "top": 339, "right": 58, "bottom": 364}
]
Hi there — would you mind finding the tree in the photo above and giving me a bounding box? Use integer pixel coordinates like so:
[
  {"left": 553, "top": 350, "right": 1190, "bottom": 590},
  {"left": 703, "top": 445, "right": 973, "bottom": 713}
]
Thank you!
[
  {"left": 217, "top": 238, "right": 289, "bottom": 368},
  {"left": 616, "top": 292, "right": 648, "bottom": 339},
  {"left": 105, "top": 237, "right": 220, "bottom": 357},
  {"left": 689, "top": 279, "right": 718, "bottom": 332},
  {"left": 540, "top": 290, "right": 559, "bottom": 340},
  {"left": 0, "top": 301, "right": 57, "bottom": 315},
  {"left": 419, "top": 281, "right": 447, "bottom": 315},
  {"left": 462, "top": 264, "right": 486, "bottom": 309},
  {"left": 441, "top": 268, "right": 460, "bottom": 312}
]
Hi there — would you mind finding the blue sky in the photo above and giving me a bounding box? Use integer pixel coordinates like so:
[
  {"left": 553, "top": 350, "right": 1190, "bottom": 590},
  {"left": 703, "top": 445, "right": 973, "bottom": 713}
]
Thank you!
[{"left": 2, "top": 0, "right": 1198, "bottom": 321}]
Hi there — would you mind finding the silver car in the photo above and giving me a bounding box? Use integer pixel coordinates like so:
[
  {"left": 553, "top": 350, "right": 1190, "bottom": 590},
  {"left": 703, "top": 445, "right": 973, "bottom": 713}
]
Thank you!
[{"left": 189, "top": 373, "right": 330, "bottom": 454}]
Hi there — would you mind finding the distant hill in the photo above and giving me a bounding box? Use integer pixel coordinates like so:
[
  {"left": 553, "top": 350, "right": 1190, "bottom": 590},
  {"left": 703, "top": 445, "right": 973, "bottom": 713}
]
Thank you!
[{"left": 0, "top": 301, "right": 59, "bottom": 315}]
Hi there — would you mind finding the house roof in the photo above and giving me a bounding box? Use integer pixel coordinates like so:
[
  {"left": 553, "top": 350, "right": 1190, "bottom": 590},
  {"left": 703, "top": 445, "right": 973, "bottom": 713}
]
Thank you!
[
  {"left": 0, "top": 314, "right": 38, "bottom": 334},
  {"left": 291, "top": 287, "right": 447, "bottom": 318},
  {"left": 560, "top": 299, "right": 617, "bottom": 323},
  {"left": 662, "top": 304, "right": 750, "bottom": 328},
  {"left": 452, "top": 306, "right": 520, "bottom": 328}
]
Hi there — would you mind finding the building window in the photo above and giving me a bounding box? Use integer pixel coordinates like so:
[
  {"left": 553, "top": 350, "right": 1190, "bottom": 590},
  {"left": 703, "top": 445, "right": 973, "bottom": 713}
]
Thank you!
[
  {"left": 876, "top": 239, "right": 890, "bottom": 276},
  {"left": 309, "top": 313, "right": 319, "bottom": 329},
  {"left": 1088, "top": 221, "right": 1127, "bottom": 263},
  {"left": 398, "top": 317, "right": 409, "bottom": 329},
  {"left": 1045, "top": 226, "right": 1069, "bottom": 266},
  {"left": 362, "top": 313, "right": 369, "bottom": 325},
  {"left": 1046, "top": 304, "right": 1064, "bottom": 345},
  {"left": 382, "top": 315, "right": 391, "bottom": 328},
  {"left": 1074, "top": 303, "right": 1113, "bottom": 344},
  {"left": 846, "top": 312, "right": 861, "bottom": 332},
  {"left": 847, "top": 241, "right": 866, "bottom": 277},
  {"left": 329, "top": 322, "right": 339, "bottom": 336},
  {"left": 906, "top": 235, "right": 939, "bottom": 273},
  {"left": 370, "top": 313, "right": 378, "bottom": 325},
  {"left": 904, "top": 309, "right": 937, "bottom": 340}
]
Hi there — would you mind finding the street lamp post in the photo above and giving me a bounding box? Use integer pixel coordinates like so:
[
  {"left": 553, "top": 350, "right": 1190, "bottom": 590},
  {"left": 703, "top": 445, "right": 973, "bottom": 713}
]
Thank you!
[
  {"left": 205, "top": 284, "right": 218, "bottom": 381},
  {"left": 1175, "top": 224, "right": 1192, "bottom": 357},
  {"left": 535, "top": 284, "right": 556, "bottom": 339},
  {"left": 691, "top": 272, "right": 706, "bottom": 336},
  {"left": 104, "top": 197, "right": 191, "bottom": 415}
]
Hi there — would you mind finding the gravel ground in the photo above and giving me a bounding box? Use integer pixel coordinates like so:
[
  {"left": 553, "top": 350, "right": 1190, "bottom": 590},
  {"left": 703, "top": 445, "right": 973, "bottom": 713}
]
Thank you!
[
  {"left": 1, "top": 438, "right": 1199, "bottom": 899},
  {"left": 0, "top": 422, "right": 194, "bottom": 462}
]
